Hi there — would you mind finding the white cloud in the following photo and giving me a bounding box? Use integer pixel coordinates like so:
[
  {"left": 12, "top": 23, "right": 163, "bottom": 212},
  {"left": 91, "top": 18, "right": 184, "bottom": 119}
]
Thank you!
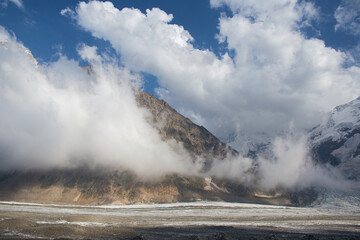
[
  {"left": 60, "top": 7, "right": 75, "bottom": 18},
  {"left": 77, "top": 43, "right": 102, "bottom": 62},
  {"left": 215, "top": 1, "right": 359, "bottom": 134},
  {"left": 70, "top": 0, "right": 360, "bottom": 144},
  {"left": 335, "top": 0, "right": 360, "bottom": 35}
]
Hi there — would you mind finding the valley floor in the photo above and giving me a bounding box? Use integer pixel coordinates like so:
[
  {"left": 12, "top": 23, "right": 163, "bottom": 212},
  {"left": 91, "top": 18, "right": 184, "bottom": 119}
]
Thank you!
[{"left": 0, "top": 201, "right": 359, "bottom": 240}]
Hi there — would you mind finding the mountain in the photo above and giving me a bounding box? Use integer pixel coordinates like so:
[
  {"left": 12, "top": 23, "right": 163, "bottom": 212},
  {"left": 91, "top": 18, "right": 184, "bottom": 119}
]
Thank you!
[
  {"left": 0, "top": 87, "right": 330, "bottom": 205},
  {"left": 309, "top": 96, "right": 360, "bottom": 180},
  {"left": 0, "top": 88, "right": 322, "bottom": 206},
  {"left": 0, "top": 88, "right": 317, "bottom": 206}
]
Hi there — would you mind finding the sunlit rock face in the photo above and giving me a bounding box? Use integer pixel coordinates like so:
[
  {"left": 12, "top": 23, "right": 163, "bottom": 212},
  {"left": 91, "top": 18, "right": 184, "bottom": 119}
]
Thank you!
[{"left": 136, "top": 91, "right": 235, "bottom": 160}]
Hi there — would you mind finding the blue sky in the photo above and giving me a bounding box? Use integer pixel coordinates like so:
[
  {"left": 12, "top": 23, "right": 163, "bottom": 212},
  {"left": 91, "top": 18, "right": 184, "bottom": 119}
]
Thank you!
[
  {"left": 0, "top": 0, "right": 224, "bottom": 94},
  {"left": 1, "top": 1, "right": 358, "bottom": 55},
  {"left": 1, "top": 1, "right": 221, "bottom": 57},
  {"left": 0, "top": 0, "right": 360, "bottom": 142}
]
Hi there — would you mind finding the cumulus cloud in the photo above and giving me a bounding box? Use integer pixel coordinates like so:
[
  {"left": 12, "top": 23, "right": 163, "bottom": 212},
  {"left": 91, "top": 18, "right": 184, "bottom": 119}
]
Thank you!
[
  {"left": 335, "top": 0, "right": 360, "bottom": 35},
  {"left": 212, "top": 0, "right": 360, "bottom": 135},
  {"left": 69, "top": 0, "right": 360, "bottom": 145},
  {"left": 0, "top": 26, "right": 199, "bottom": 178}
]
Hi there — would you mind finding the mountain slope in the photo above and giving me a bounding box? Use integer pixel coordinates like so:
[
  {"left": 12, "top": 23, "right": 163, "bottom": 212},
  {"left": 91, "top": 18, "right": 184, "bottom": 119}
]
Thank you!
[
  {"left": 0, "top": 89, "right": 322, "bottom": 206},
  {"left": 136, "top": 91, "right": 232, "bottom": 157},
  {"left": 310, "top": 96, "right": 360, "bottom": 179},
  {"left": 136, "top": 91, "right": 235, "bottom": 168},
  {"left": 0, "top": 88, "right": 329, "bottom": 206}
]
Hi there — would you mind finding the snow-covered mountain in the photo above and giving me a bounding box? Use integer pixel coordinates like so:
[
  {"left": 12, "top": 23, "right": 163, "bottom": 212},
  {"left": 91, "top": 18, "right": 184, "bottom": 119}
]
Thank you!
[
  {"left": 310, "top": 97, "right": 360, "bottom": 179},
  {"left": 226, "top": 96, "right": 360, "bottom": 181}
]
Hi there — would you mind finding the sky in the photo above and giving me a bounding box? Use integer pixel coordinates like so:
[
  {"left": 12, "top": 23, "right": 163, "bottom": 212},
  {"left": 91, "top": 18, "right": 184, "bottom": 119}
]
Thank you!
[
  {"left": 0, "top": 0, "right": 358, "bottom": 190},
  {"left": 0, "top": 0, "right": 360, "bottom": 142}
]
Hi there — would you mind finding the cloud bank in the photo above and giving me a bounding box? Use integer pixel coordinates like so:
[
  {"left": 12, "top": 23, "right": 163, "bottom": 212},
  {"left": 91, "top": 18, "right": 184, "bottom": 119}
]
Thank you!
[
  {"left": 70, "top": 0, "right": 360, "bottom": 141},
  {"left": 0, "top": 27, "right": 196, "bottom": 177}
]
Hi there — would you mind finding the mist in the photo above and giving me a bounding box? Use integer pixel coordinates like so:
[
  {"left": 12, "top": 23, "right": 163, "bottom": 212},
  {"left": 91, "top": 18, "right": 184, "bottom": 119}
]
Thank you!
[
  {"left": 0, "top": 27, "right": 198, "bottom": 178},
  {"left": 257, "top": 133, "right": 349, "bottom": 190},
  {"left": 206, "top": 130, "right": 350, "bottom": 191}
]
